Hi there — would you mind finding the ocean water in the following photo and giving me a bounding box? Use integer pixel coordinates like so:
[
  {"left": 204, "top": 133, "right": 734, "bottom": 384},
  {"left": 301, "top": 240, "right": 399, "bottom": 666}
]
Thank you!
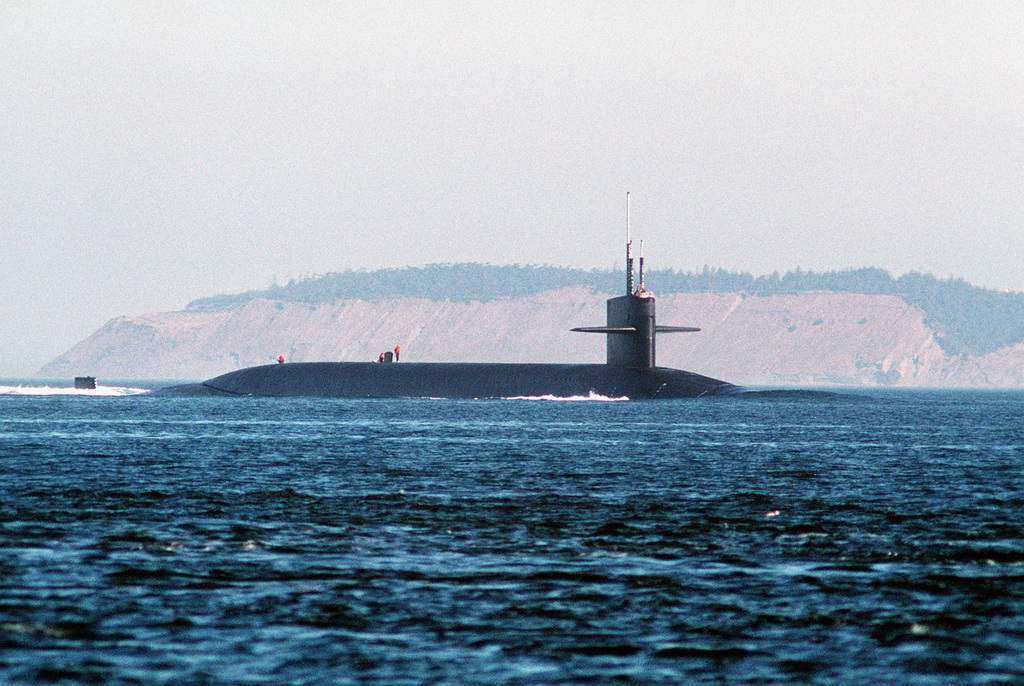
[{"left": 1, "top": 385, "right": 1023, "bottom": 685}]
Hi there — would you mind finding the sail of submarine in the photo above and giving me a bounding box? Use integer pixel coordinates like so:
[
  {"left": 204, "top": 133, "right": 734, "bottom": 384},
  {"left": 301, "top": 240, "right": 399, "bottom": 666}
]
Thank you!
[
  {"left": 571, "top": 192, "right": 701, "bottom": 370},
  {"left": 159, "top": 195, "right": 734, "bottom": 399}
]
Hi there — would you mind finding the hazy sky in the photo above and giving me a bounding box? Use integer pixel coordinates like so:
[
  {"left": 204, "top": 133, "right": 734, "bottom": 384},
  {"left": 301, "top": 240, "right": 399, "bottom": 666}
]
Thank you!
[{"left": 3, "top": 2, "right": 1022, "bottom": 377}]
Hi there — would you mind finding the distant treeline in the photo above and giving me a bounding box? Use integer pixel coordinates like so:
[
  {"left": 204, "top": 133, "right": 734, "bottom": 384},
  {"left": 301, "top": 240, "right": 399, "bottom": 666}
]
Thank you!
[{"left": 187, "top": 264, "right": 1024, "bottom": 357}]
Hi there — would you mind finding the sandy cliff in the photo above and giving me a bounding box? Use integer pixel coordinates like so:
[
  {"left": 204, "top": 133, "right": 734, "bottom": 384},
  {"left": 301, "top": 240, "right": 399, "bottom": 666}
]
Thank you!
[{"left": 39, "top": 287, "right": 1024, "bottom": 387}]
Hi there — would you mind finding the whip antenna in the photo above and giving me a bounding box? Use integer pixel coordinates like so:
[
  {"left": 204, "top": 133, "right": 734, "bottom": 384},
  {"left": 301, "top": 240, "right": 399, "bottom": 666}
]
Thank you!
[{"left": 626, "top": 192, "right": 634, "bottom": 295}]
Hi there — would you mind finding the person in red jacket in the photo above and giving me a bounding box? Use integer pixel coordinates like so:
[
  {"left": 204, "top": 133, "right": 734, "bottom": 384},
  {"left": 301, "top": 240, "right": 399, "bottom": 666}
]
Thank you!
[{"left": 394, "top": 344, "right": 401, "bottom": 362}]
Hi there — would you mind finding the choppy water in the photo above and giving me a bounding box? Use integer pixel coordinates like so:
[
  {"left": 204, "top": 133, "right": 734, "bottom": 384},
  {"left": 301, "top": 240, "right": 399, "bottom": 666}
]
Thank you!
[{"left": 1, "top": 386, "right": 1023, "bottom": 684}]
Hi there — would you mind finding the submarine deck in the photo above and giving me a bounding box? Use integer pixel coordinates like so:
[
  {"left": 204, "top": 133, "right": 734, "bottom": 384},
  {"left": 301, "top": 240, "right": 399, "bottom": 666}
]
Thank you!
[{"left": 159, "top": 361, "right": 734, "bottom": 399}]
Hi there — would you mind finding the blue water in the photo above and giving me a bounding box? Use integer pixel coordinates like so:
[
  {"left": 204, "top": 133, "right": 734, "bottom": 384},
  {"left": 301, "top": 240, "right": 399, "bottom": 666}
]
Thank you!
[{"left": 2, "top": 388, "right": 1023, "bottom": 684}]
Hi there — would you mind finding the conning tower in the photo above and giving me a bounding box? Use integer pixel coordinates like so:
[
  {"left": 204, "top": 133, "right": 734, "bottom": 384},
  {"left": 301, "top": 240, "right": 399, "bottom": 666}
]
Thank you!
[{"left": 573, "top": 193, "right": 699, "bottom": 369}]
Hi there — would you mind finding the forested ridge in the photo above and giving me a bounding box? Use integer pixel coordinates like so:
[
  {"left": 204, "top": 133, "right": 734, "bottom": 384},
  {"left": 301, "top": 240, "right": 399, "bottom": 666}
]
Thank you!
[{"left": 187, "top": 264, "right": 1024, "bottom": 357}]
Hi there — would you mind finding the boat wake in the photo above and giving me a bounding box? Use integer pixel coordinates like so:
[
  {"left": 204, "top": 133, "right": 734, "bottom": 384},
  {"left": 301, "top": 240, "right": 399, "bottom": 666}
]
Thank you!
[
  {"left": 729, "top": 388, "right": 871, "bottom": 402},
  {"left": 506, "top": 391, "right": 629, "bottom": 402},
  {"left": 0, "top": 384, "right": 149, "bottom": 397}
]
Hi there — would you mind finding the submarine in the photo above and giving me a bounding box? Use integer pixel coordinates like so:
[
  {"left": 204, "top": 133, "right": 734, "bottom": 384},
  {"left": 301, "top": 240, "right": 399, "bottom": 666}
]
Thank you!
[{"left": 161, "top": 196, "right": 734, "bottom": 399}]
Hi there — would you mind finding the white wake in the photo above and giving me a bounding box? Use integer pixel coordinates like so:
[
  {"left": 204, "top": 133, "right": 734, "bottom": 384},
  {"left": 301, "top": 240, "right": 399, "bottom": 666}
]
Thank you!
[
  {"left": 505, "top": 391, "right": 629, "bottom": 402},
  {"left": 0, "top": 384, "right": 149, "bottom": 396}
]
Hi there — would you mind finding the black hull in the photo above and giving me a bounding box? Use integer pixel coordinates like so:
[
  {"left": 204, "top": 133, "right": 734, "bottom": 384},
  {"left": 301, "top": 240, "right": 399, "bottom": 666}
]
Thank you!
[
  {"left": 162, "top": 362, "right": 734, "bottom": 399},
  {"left": 159, "top": 199, "right": 735, "bottom": 400}
]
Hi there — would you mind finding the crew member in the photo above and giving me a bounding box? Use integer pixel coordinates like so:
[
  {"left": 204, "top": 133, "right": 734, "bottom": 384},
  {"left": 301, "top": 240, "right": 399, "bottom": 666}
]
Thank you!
[
  {"left": 378, "top": 352, "right": 384, "bottom": 363},
  {"left": 394, "top": 344, "right": 401, "bottom": 362},
  {"left": 277, "top": 355, "right": 285, "bottom": 364}
]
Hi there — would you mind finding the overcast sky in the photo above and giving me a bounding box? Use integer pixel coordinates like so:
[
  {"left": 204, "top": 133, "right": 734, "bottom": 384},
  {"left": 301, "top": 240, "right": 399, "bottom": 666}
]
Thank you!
[{"left": 2, "top": 2, "right": 1022, "bottom": 377}]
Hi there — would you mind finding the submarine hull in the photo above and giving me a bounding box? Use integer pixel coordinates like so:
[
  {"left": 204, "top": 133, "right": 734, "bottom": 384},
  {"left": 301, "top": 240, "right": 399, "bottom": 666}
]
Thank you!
[
  {"left": 158, "top": 197, "right": 736, "bottom": 400},
  {"left": 161, "top": 362, "right": 733, "bottom": 399}
]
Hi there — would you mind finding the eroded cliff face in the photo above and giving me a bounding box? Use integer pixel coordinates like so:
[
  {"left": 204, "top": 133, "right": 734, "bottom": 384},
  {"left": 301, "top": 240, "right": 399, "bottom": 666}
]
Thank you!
[{"left": 38, "top": 287, "right": 1024, "bottom": 387}]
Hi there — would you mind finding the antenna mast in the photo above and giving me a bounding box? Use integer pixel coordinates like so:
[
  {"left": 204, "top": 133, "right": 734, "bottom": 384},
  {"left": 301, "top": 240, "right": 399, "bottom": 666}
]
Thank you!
[
  {"left": 638, "top": 239, "right": 645, "bottom": 292},
  {"left": 626, "top": 192, "right": 634, "bottom": 295}
]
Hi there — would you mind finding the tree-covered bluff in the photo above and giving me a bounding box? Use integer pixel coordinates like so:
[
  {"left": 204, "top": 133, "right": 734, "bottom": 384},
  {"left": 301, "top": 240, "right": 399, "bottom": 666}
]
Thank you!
[{"left": 187, "top": 264, "right": 1024, "bottom": 357}]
